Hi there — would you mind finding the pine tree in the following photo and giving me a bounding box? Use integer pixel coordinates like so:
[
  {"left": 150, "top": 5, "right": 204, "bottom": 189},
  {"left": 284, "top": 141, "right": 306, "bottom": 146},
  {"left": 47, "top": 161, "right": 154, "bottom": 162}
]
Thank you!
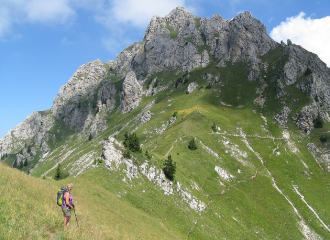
[
  {"left": 123, "top": 132, "right": 141, "bottom": 153},
  {"left": 24, "top": 159, "right": 28, "bottom": 167},
  {"left": 123, "top": 149, "right": 131, "bottom": 159},
  {"left": 212, "top": 122, "right": 217, "bottom": 132},
  {"left": 89, "top": 133, "right": 93, "bottom": 141},
  {"left": 163, "top": 155, "right": 176, "bottom": 181},
  {"left": 54, "top": 164, "right": 62, "bottom": 180},
  {"left": 13, "top": 159, "right": 18, "bottom": 168},
  {"left": 123, "top": 132, "right": 129, "bottom": 148},
  {"left": 18, "top": 161, "right": 23, "bottom": 170},
  {"left": 188, "top": 138, "right": 197, "bottom": 150},
  {"left": 314, "top": 114, "right": 323, "bottom": 128}
]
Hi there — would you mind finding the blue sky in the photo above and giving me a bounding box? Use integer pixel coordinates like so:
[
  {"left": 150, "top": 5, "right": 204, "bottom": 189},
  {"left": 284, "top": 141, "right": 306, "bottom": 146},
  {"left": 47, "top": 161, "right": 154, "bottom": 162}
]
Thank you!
[{"left": 1, "top": 0, "right": 330, "bottom": 138}]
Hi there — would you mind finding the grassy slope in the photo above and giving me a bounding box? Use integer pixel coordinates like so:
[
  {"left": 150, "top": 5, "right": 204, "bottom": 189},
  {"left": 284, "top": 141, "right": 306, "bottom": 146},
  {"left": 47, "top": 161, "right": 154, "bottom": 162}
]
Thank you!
[
  {"left": 3, "top": 46, "right": 330, "bottom": 239},
  {"left": 0, "top": 162, "right": 182, "bottom": 240}
]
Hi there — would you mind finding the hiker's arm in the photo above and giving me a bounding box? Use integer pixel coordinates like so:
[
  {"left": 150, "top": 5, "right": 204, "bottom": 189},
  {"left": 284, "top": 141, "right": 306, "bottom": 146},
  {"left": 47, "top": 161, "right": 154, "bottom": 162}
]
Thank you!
[{"left": 64, "top": 192, "right": 75, "bottom": 210}]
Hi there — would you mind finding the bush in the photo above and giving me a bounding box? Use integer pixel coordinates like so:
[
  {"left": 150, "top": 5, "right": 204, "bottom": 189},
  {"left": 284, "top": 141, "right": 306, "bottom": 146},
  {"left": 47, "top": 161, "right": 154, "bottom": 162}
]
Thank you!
[
  {"left": 304, "top": 67, "right": 312, "bottom": 76},
  {"left": 206, "top": 83, "right": 212, "bottom": 89},
  {"left": 88, "top": 133, "right": 93, "bottom": 141},
  {"left": 188, "top": 138, "right": 197, "bottom": 150},
  {"left": 123, "top": 132, "right": 141, "bottom": 153},
  {"left": 163, "top": 155, "right": 176, "bottom": 181},
  {"left": 211, "top": 122, "right": 217, "bottom": 132},
  {"left": 54, "top": 164, "right": 69, "bottom": 181},
  {"left": 123, "top": 149, "right": 131, "bottom": 159},
  {"left": 145, "top": 150, "right": 151, "bottom": 160},
  {"left": 314, "top": 115, "right": 323, "bottom": 128},
  {"left": 320, "top": 135, "right": 329, "bottom": 143}
]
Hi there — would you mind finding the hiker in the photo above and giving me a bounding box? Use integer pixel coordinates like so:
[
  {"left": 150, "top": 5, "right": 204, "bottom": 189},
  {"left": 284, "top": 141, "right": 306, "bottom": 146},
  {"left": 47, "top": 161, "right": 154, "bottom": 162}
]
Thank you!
[{"left": 62, "top": 183, "right": 75, "bottom": 230}]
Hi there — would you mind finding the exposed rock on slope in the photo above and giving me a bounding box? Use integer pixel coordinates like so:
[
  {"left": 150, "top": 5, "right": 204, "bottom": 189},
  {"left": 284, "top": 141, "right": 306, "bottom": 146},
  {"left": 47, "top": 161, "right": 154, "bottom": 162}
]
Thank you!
[
  {"left": 51, "top": 59, "right": 108, "bottom": 130},
  {"left": 120, "top": 71, "right": 143, "bottom": 113},
  {"left": 116, "top": 7, "right": 277, "bottom": 78},
  {"left": 0, "top": 111, "right": 54, "bottom": 157}
]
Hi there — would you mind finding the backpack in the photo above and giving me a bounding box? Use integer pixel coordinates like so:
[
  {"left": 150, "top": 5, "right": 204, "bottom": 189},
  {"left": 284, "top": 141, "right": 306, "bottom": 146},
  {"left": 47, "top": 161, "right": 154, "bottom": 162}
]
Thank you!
[{"left": 56, "top": 187, "right": 67, "bottom": 206}]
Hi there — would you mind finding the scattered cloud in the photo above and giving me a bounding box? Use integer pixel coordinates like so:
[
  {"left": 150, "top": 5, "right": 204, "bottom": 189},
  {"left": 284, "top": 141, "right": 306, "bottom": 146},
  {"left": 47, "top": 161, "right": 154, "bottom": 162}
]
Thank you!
[
  {"left": 111, "top": 0, "right": 190, "bottom": 27},
  {"left": 0, "top": 0, "right": 76, "bottom": 37},
  {"left": 270, "top": 12, "right": 330, "bottom": 67},
  {"left": 24, "top": 0, "right": 76, "bottom": 23},
  {"left": 0, "top": 7, "right": 11, "bottom": 38}
]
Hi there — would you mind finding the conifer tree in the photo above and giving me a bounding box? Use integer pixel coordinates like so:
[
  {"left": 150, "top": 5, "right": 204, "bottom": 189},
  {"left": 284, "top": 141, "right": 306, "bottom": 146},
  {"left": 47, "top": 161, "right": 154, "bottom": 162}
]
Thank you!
[
  {"left": 13, "top": 159, "right": 18, "bottom": 168},
  {"left": 188, "top": 138, "right": 197, "bottom": 150},
  {"left": 54, "top": 164, "right": 62, "bottom": 180},
  {"left": 212, "top": 122, "right": 217, "bottom": 132},
  {"left": 163, "top": 155, "right": 176, "bottom": 181},
  {"left": 314, "top": 114, "right": 323, "bottom": 128}
]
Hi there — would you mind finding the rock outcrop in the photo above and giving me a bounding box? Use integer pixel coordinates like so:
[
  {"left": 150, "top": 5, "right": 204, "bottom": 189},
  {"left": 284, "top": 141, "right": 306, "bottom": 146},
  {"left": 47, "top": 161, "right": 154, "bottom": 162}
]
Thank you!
[
  {"left": 116, "top": 7, "right": 277, "bottom": 78},
  {"left": 186, "top": 82, "right": 198, "bottom": 94},
  {"left": 120, "top": 71, "right": 143, "bottom": 113},
  {"left": 51, "top": 59, "right": 108, "bottom": 130},
  {"left": 0, "top": 111, "right": 54, "bottom": 157}
]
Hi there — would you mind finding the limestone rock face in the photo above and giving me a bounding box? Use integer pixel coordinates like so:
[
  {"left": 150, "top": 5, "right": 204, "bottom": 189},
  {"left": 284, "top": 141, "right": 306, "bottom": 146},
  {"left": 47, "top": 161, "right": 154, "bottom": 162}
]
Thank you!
[
  {"left": 0, "top": 111, "right": 54, "bottom": 156},
  {"left": 274, "top": 107, "right": 291, "bottom": 128},
  {"left": 292, "top": 102, "right": 319, "bottom": 135},
  {"left": 102, "top": 137, "right": 123, "bottom": 170},
  {"left": 116, "top": 7, "right": 277, "bottom": 78},
  {"left": 98, "top": 81, "right": 117, "bottom": 113},
  {"left": 186, "top": 82, "right": 198, "bottom": 94},
  {"left": 51, "top": 59, "right": 108, "bottom": 130},
  {"left": 283, "top": 45, "right": 330, "bottom": 108},
  {"left": 120, "top": 71, "right": 143, "bottom": 113}
]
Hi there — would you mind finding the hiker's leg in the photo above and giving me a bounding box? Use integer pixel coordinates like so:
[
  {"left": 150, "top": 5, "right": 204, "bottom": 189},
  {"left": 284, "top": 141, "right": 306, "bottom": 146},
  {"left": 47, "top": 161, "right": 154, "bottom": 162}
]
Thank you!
[
  {"left": 67, "top": 216, "right": 71, "bottom": 228},
  {"left": 63, "top": 216, "right": 67, "bottom": 230}
]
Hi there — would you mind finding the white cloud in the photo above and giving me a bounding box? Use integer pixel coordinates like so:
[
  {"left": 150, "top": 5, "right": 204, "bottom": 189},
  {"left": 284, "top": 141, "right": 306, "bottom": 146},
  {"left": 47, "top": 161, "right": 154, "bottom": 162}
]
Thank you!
[
  {"left": 0, "top": 7, "right": 11, "bottom": 38},
  {"left": 111, "top": 0, "right": 190, "bottom": 27},
  {"left": 0, "top": 0, "right": 76, "bottom": 38},
  {"left": 270, "top": 12, "right": 330, "bottom": 67},
  {"left": 25, "top": 0, "right": 76, "bottom": 23}
]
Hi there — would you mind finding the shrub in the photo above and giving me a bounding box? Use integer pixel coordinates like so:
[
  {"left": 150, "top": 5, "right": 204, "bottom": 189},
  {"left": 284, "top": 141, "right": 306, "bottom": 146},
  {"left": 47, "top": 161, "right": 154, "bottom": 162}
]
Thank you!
[
  {"left": 145, "top": 150, "right": 151, "bottom": 160},
  {"left": 304, "top": 67, "right": 312, "bottom": 76},
  {"left": 54, "top": 164, "right": 69, "bottom": 181},
  {"left": 123, "top": 132, "right": 141, "bottom": 153},
  {"left": 123, "top": 149, "right": 131, "bottom": 159},
  {"left": 315, "top": 95, "right": 319, "bottom": 102},
  {"left": 212, "top": 122, "right": 217, "bottom": 132},
  {"left": 206, "top": 83, "right": 212, "bottom": 89},
  {"left": 320, "top": 135, "right": 328, "bottom": 143},
  {"left": 89, "top": 133, "right": 93, "bottom": 141},
  {"left": 163, "top": 155, "right": 176, "bottom": 181},
  {"left": 314, "top": 115, "right": 323, "bottom": 128},
  {"left": 188, "top": 138, "right": 197, "bottom": 150}
]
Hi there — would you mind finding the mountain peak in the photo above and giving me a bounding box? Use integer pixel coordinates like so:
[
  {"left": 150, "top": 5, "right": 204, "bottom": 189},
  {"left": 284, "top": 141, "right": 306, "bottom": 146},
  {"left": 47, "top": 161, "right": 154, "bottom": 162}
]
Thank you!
[{"left": 165, "top": 6, "right": 195, "bottom": 18}]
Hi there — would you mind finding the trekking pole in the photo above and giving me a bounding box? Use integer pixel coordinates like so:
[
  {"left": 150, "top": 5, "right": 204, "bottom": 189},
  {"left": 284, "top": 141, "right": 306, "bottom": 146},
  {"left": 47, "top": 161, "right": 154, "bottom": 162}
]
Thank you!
[{"left": 74, "top": 209, "right": 79, "bottom": 227}]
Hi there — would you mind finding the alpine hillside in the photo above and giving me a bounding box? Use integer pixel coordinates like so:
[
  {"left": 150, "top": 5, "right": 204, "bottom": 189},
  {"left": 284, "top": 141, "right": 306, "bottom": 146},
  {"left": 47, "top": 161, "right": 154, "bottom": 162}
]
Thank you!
[{"left": 1, "top": 7, "right": 330, "bottom": 239}]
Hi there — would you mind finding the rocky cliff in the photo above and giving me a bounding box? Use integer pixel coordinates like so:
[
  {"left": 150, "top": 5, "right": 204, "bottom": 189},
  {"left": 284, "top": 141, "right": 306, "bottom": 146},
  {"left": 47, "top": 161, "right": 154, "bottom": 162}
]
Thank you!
[{"left": 116, "top": 7, "right": 277, "bottom": 78}]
